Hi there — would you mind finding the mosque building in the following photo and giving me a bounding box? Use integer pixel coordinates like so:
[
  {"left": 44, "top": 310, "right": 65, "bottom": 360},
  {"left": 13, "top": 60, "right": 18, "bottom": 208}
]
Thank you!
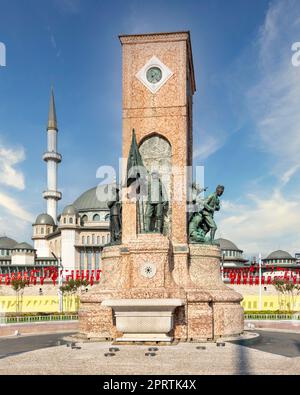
[{"left": 0, "top": 90, "right": 110, "bottom": 276}]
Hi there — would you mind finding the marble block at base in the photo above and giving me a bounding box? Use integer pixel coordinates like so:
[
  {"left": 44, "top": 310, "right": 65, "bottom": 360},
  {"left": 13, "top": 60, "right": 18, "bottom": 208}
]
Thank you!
[{"left": 102, "top": 298, "right": 184, "bottom": 342}]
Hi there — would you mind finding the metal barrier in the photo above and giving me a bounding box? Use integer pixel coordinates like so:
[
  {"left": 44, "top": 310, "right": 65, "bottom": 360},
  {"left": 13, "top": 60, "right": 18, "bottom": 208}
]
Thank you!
[
  {"left": 0, "top": 314, "right": 78, "bottom": 324},
  {"left": 245, "top": 313, "right": 300, "bottom": 320}
]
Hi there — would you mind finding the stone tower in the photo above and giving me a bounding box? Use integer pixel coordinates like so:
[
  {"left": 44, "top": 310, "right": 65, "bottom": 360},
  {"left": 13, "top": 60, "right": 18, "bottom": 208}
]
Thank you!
[
  {"left": 120, "top": 32, "right": 195, "bottom": 244},
  {"left": 42, "top": 88, "right": 62, "bottom": 224}
]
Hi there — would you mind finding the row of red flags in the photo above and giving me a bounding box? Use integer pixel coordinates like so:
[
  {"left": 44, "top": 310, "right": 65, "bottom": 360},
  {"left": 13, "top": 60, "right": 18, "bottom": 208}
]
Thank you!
[
  {"left": 227, "top": 275, "right": 300, "bottom": 285},
  {"left": 223, "top": 266, "right": 300, "bottom": 274},
  {"left": 223, "top": 267, "right": 300, "bottom": 285},
  {"left": 0, "top": 267, "right": 102, "bottom": 286}
]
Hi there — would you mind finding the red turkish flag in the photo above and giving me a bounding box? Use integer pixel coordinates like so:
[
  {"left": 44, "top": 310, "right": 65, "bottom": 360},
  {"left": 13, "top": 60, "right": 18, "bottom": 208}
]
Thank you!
[{"left": 96, "top": 270, "right": 101, "bottom": 281}]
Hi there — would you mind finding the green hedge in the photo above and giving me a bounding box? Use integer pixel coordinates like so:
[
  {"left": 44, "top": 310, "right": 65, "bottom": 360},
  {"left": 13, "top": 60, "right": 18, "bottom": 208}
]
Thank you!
[
  {"left": 3, "top": 311, "right": 76, "bottom": 317},
  {"left": 244, "top": 310, "right": 297, "bottom": 315}
]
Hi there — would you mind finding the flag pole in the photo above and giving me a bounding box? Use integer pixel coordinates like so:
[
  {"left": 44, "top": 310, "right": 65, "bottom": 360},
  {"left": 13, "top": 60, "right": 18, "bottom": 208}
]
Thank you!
[{"left": 259, "top": 252, "right": 262, "bottom": 311}]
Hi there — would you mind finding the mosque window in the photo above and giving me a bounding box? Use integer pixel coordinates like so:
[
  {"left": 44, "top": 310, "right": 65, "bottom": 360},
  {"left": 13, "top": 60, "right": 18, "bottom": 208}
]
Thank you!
[
  {"left": 92, "top": 234, "right": 95, "bottom": 244},
  {"left": 69, "top": 217, "right": 73, "bottom": 224},
  {"left": 93, "top": 214, "right": 100, "bottom": 221},
  {"left": 95, "top": 251, "right": 100, "bottom": 270},
  {"left": 82, "top": 215, "right": 88, "bottom": 223},
  {"left": 102, "top": 236, "right": 105, "bottom": 244},
  {"left": 80, "top": 251, "right": 84, "bottom": 272},
  {"left": 97, "top": 236, "right": 100, "bottom": 244},
  {"left": 64, "top": 217, "right": 66, "bottom": 224},
  {"left": 82, "top": 236, "right": 85, "bottom": 244},
  {"left": 87, "top": 236, "right": 90, "bottom": 244},
  {"left": 87, "top": 250, "right": 92, "bottom": 271},
  {"left": 41, "top": 227, "right": 44, "bottom": 234},
  {"left": 105, "top": 214, "right": 110, "bottom": 221}
]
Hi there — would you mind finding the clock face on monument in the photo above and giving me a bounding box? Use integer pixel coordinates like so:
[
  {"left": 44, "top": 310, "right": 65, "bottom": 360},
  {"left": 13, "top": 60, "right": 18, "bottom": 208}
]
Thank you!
[
  {"left": 146, "top": 66, "right": 162, "bottom": 83},
  {"left": 135, "top": 56, "right": 173, "bottom": 94}
]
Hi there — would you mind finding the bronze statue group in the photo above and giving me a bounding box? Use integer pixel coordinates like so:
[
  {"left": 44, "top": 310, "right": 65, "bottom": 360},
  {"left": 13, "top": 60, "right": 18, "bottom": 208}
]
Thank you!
[{"left": 107, "top": 130, "right": 224, "bottom": 245}]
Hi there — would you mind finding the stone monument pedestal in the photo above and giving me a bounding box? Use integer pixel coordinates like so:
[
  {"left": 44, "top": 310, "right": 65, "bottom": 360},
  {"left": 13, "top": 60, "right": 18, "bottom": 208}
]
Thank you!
[
  {"left": 78, "top": 240, "right": 244, "bottom": 342},
  {"left": 184, "top": 244, "right": 244, "bottom": 340}
]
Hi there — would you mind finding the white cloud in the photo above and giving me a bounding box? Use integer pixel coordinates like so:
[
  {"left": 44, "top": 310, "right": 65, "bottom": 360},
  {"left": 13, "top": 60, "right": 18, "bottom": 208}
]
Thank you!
[
  {"left": 215, "top": 0, "right": 300, "bottom": 256},
  {"left": 0, "top": 141, "right": 25, "bottom": 190},
  {"left": 0, "top": 213, "right": 32, "bottom": 243},
  {"left": 0, "top": 191, "right": 34, "bottom": 223},
  {"left": 247, "top": 0, "right": 300, "bottom": 179},
  {"left": 217, "top": 190, "right": 300, "bottom": 257},
  {"left": 0, "top": 140, "right": 33, "bottom": 241},
  {"left": 193, "top": 131, "right": 224, "bottom": 161},
  {"left": 53, "top": 0, "right": 81, "bottom": 14}
]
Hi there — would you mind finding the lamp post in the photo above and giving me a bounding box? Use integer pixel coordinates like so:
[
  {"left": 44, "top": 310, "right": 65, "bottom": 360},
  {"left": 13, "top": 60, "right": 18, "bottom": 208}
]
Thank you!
[
  {"left": 221, "top": 252, "right": 225, "bottom": 281},
  {"left": 258, "top": 253, "right": 262, "bottom": 311},
  {"left": 51, "top": 252, "right": 63, "bottom": 313}
]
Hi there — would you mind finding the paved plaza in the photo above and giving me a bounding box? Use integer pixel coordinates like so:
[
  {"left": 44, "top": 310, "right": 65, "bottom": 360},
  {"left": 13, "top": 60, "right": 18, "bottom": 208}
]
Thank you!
[{"left": 0, "top": 331, "right": 300, "bottom": 375}]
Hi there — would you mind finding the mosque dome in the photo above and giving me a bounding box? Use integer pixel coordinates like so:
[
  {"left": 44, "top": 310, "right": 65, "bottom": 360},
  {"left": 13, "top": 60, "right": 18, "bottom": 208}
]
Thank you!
[
  {"left": 35, "top": 213, "right": 55, "bottom": 226},
  {"left": 215, "top": 238, "right": 241, "bottom": 251},
  {"left": 73, "top": 185, "right": 111, "bottom": 211},
  {"left": 62, "top": 204, "right": 78, "bottom": 216},
  {"left": 0, "top": 236, "right": 18, "bottom": 249},
  {"left": 266, "top": 250, "right": 294, "bottom": 260},
  {"left": 13, "top": 242, "right": 34, "bottom": 250}
]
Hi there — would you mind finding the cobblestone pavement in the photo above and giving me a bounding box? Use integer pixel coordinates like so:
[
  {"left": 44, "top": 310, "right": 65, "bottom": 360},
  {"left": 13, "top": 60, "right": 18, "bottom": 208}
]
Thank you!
[{"left": 0, "top": 333, "right": 300, "bottom": 375}]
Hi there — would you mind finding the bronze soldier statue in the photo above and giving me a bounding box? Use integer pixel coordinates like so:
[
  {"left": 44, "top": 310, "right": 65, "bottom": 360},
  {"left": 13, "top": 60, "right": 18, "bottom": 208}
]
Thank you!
[
  {"left": 144, "top": 171, "right": 168, "bottom": 233},
  {"left": 107, "top": 185, "right": 122, "bottom": 244},
  {"left": 189, "top": 184, "right": 224, "bottom": 244}
]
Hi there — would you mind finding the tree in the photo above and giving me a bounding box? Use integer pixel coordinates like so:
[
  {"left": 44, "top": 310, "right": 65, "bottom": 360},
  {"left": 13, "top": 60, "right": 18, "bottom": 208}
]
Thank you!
[
  {"left": 273, "top": 278, "right": 300, "bottom": 312},
  {"left": 11, "top": 278, "right": 29, "bottom": 314},
  {"left": 60, "top": 278, "right": 90, "bottom": 311}
]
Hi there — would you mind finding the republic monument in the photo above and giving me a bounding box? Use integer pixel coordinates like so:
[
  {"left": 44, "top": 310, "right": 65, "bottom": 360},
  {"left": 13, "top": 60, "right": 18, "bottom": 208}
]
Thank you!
[{"left": 79, "top": 31, "right": 244, "bottom": 342}]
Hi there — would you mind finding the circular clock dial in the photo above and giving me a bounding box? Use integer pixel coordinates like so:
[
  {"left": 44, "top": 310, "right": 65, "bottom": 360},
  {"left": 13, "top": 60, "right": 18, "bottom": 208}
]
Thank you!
[{"left": 146, "top": 67, "right": 162, "bottom": 84}]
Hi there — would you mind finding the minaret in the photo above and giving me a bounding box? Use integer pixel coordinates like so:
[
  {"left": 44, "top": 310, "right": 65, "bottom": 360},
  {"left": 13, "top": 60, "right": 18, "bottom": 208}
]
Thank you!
[{"left": 42, "top": 88, "right": 62, "bottom": 224}]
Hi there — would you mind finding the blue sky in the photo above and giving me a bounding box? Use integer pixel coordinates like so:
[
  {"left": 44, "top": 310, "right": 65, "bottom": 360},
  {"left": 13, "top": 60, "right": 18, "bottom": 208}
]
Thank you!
[{"left": 0, "top": 0, "right": 300, "bottom": 257}]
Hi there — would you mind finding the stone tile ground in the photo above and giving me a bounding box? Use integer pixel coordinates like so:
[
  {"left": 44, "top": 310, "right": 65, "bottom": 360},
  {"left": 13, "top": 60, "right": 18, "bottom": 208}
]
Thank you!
[{"left": 0, "top": 341, "right": 299, "bottom": 375}]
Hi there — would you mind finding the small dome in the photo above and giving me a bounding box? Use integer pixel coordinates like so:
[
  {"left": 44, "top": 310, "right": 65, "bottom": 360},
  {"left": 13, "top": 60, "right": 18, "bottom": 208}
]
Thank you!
[
  {"left": 0, "top": 236, "right": 18, "bottom": 249},
  {"left": 266, "top": 250, "right": 294, "bottom": 260},
  {"left": 35, "top": 213, "right": 55, "bottom": 226},
  {"left": 62, "top": 205, "right": 78, "bottom": 216},
  {"left": 13, "top": 242, "right": 34, "bottom": 250},
  {"left": 215, "top": 238, "right": 241, "bottom": 251}
]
